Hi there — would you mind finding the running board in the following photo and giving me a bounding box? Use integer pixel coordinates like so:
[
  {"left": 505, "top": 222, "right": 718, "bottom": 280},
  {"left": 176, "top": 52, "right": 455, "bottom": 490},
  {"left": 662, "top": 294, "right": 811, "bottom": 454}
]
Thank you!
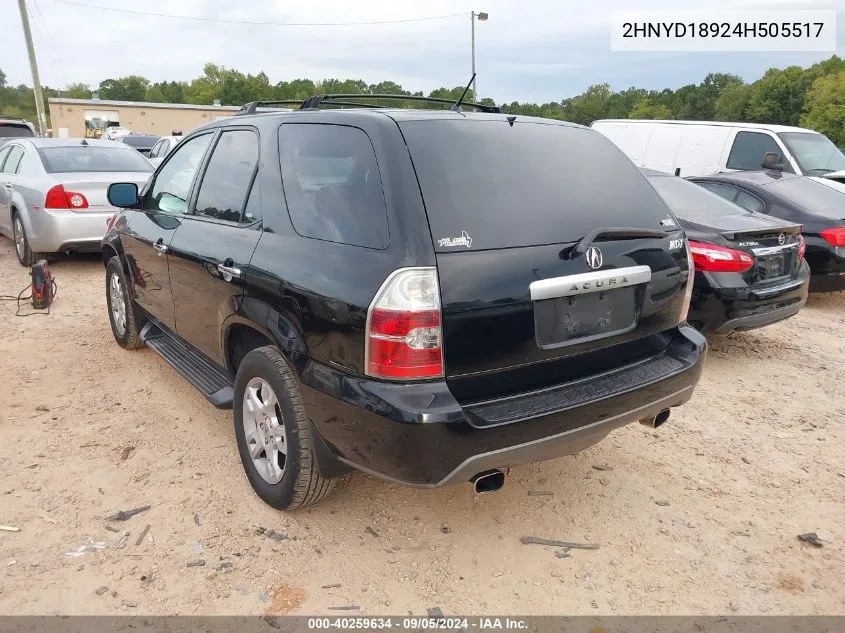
[{"left": 140, "top": 321, "right": 234, "bottom": 409}]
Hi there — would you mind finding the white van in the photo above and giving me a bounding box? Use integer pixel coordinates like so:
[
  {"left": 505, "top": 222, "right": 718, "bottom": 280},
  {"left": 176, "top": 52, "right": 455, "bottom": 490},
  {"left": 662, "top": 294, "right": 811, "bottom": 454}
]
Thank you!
[{"left": 590, "top": 120, "right": 845, "bottom": 190}]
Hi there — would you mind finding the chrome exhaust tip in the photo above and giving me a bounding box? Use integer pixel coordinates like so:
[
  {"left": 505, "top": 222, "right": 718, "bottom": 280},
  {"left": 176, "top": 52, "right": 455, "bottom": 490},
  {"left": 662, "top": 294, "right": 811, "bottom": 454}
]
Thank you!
[
  {"left": 471, "top": 469, "right": 505, "bottom": 494},
  {"left": 639, "top": 408, "right": 671, "bottom": 429}
]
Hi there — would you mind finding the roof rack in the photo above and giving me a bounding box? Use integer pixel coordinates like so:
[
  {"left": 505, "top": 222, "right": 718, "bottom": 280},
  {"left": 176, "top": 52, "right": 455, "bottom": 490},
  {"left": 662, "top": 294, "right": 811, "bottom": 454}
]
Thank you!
[
  {"left": 301, "top": 94, "right": 501, "bottom": 113},
  {"left": 235, "top": 94, "right": 501, "bottom": 116},
  {"left": 236, "top": 100, "right": 307, "bottom": 116}
]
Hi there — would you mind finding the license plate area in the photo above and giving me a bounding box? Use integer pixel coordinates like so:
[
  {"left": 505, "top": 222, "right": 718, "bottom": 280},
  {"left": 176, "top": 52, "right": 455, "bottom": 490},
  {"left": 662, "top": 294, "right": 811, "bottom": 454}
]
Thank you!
[
  {"left": 759, "top": 254, "right": 785, "bottom": 280},
  {"left": 534, "top": 286, "right": 639, "bottom": 350}
]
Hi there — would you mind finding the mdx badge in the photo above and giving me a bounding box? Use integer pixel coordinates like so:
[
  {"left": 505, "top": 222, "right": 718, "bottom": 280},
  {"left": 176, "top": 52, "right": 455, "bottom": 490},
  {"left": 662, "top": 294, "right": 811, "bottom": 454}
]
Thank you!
[{"left": 585, "top": 246, "right": 603, "bottom": 270}]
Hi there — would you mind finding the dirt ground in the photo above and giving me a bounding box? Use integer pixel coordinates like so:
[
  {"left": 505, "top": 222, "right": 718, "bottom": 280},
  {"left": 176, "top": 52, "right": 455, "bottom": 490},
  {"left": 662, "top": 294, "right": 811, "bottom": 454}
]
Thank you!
[{"left": 0, "top": 238, "right": 843, "bottom": 616}]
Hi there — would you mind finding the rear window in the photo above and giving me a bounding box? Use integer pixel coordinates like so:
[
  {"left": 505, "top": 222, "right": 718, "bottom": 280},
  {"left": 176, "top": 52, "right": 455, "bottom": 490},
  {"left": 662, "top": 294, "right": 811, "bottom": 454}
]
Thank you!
[
  {"left": 765, "top": 176, "right": 845, "bottom": 219},
  {"left": 649, "top": 175, "right": 752, "bottom": 222},
  {"left": 37, "top": 146, "right": 154, "bottom": 173},
  {"left": 399, "top": 120, "right": 673, "bottom": 251},
  {"left": 0, "top": 122, "right": 34, "bottom": 138}
]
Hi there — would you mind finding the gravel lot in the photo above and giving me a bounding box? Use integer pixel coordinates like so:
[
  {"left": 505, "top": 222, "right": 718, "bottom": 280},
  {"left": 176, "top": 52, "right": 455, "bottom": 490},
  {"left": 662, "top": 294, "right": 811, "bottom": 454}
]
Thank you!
[{"left": 0, "top": 239, "right": 843, "bottom": 616}]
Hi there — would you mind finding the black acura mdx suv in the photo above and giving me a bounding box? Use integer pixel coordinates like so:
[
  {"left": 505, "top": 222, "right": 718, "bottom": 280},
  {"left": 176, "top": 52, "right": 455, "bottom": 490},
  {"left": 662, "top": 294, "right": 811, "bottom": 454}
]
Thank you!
[{"left": 102, "top": 96, "right": 707, "bottom": 510}]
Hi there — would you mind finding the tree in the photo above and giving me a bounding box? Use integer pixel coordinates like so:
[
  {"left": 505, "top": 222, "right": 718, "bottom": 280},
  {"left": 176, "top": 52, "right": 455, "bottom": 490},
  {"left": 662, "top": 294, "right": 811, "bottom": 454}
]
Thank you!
[
  {"left": 801, "top": 71, "right": 845, "bottom": 146},
  {"left": 98, "top": 75, "right": 150, "bottom": 101},
  {"left": 629, "top": 98, "right": 673, "bottom": 120},
  {"left": 0, "top": 68, "right": 6, "bottom": 89},
  {"left": 745, "top": 66, "right": 810, "bottom": 126},
  {"left": 65, "top": 82, "right": 92, "bottom": 99},
  {"left": 691, "top": 73, "right": 744, "bottom": 120},
  {"left": 567, "top": 83, "right": 612, "bottom": 125},
  {"left": 715, "top": 82, "right": 750, "bottom": 121}
]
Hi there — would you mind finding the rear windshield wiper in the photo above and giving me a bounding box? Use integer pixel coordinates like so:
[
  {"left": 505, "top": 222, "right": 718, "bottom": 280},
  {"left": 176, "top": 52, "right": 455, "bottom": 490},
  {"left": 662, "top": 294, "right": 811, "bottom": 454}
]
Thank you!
[{"left": 567, "top": 227, "right": 669, "bottom": 260}]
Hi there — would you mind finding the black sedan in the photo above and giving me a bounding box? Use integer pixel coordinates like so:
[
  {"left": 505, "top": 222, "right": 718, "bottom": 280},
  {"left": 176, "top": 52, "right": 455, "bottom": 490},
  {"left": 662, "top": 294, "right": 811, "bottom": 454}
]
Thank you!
[
  {"left": 643, "top": 169, "right": 810, "bottom": 335},
  {"left": 688, "top": 171, "right": 845, "bottom": 292}
]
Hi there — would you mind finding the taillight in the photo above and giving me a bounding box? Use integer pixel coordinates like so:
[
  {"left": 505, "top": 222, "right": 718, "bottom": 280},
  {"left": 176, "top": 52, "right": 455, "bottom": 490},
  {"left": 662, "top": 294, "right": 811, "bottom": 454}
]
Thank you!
[
  {"left": 365, "top": 267, "right": 443, "bottom": 380},
  {"left": 44, "top": 184, "right": 89, "bottom": 209},
  {"left": 798, "top": 234, "right": 806, "bottom": 260},
  {"left": 688, "top": 240, "right": 754, "bottom": 273},
  {"left": 679, "top": 240, "right": 694, "bottom": 323},
  {"left": 820, "top": 227, "right": 845, "bottom": 247}
]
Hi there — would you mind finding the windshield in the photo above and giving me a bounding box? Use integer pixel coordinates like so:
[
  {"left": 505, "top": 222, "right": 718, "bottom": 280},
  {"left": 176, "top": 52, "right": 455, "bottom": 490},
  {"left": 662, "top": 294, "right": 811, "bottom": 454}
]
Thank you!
[
  {"left": 400, "top": 120, "right": 673, "bottom": 251},
  {"left": 648, "top": 175, "right": 750, "bottom": 222},
  {"left": 766, "top": 176, "right": 845, "bottom": 219},
  {"left": 38, "top": 146, "right": 154, "bottom": 173},
  {"left": 778, "top": 132, "right": 845, "bottom": 175}
]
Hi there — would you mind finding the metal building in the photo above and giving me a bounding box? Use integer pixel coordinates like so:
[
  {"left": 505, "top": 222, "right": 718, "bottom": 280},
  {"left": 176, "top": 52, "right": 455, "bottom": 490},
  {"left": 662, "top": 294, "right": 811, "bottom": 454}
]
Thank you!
[{"left": 47, "top": 98, "right": 240, "bottom": 138}]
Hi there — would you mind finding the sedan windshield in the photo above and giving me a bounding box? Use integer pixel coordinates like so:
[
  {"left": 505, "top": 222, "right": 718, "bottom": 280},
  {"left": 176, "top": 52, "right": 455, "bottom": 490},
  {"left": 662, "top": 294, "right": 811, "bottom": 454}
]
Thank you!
[
  {"left": 778, "top": 132, "right": 845, "bottom": 175},
  {"left": 38, "top": 146, "right": 154, "bottom": 173}
]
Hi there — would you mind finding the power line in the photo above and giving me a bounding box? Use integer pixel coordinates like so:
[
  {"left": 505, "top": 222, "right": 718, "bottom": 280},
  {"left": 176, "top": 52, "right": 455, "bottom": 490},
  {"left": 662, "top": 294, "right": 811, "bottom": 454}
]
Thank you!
[{"left": 50, "top": 0, "right": 466, "bottom": 27}]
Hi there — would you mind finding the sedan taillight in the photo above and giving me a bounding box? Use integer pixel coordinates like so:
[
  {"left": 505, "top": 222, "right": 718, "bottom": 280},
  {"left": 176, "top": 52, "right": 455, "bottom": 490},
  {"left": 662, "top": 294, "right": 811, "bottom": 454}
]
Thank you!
[
  {"left": 820, "top": 227, "right": 845, "bottom": 247},
  {"left": 45, "top": 184, "right": 88, "bottom": 209},
  {"left": 688, "top": 240, "right": 754, "bottom": 273}
]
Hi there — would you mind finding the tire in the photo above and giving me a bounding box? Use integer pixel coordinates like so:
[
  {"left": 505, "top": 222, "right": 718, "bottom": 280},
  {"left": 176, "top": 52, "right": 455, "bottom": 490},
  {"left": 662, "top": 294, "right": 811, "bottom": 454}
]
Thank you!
[
  {"left": 234, "top": 346, "right": 344, "bottom": 510},
  {"left": 105, "top": 255, "right": 145, "bottom": 349},
  {"left": 12, "top": 212, "right": 48, "bottom": 267}
]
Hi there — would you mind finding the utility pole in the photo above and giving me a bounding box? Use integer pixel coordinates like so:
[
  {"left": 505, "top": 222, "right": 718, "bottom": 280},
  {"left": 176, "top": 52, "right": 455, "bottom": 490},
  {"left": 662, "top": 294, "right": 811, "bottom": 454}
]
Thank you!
[
  {"left": 470, "top": 11, "right": 488, "bottom": 103},
  {"left": 17, "top": 0, "right": 48, "bottom": 136}
]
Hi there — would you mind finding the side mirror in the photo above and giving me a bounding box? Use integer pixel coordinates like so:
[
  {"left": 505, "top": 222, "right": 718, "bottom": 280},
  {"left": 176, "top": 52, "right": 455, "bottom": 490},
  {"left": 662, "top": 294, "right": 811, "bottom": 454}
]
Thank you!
[
  {"left": 762, "top": 152, "right": 783, "bottom": 170},
  {"left": 108, "top": 182, "right": 139, "bottom": 208}
]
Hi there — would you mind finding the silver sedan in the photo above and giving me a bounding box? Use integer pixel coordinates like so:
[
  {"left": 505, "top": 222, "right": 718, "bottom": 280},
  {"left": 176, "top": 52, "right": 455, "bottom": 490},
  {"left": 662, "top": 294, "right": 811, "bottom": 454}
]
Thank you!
[
  {"left": 0, "top": 138, "right": 154, "bottom": 266},
  {"left": 147, "top": 135, "right": 184, "bottom": 168}
]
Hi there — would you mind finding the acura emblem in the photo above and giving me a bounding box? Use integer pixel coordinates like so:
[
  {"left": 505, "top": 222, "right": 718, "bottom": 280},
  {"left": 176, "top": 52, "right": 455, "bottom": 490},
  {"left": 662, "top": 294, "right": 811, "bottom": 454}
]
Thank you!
[
  {"left": 585, "top": 246, "right": 603, "bottom": 270},
  {"left": 778, "top": 233, "right": 786, "bottom": 245}
]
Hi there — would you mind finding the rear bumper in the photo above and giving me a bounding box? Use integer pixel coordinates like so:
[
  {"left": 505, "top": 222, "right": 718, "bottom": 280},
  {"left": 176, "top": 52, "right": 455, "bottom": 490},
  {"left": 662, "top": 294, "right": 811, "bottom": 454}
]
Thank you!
[
  {"left": 690, "top": 264, "right": 810, "bottom": 335},
  {"left": 26, "top": 209, "right": 113, "bottom": 253},
  {"left": 299, "top": 325, "right": 707, "bottom": 487}
]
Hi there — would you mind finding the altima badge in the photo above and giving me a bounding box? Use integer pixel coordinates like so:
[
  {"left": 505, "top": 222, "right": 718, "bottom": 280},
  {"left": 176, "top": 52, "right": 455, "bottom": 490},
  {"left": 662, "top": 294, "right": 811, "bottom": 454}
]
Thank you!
[{"left": 585, "top": 246, "right": 603, "bottom": 270}]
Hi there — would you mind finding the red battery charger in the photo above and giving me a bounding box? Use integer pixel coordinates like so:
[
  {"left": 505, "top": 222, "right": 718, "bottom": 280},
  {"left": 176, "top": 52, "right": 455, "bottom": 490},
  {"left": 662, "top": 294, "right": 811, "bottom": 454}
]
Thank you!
[{"left": 30, "top": 260, "right": 54, "bottom": 310}]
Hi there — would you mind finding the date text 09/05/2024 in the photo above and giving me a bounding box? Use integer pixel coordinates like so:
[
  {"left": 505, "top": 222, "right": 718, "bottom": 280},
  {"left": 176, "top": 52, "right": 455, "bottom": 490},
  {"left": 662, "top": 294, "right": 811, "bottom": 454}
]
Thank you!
[{"left": 307, "top": 618, "right": 528, "bottom": 630}]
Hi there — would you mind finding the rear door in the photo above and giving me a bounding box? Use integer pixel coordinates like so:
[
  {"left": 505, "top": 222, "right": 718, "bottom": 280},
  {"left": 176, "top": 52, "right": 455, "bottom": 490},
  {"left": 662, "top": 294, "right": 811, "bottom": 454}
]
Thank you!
[
  {"left": 399, "top": 119, "right": 690, "bottom": 403},
  {"left": 0, "top": 145, "right": 13, "bottom": 233},
  {"left": 167, "top": 127, "right": 262, "bottom": 366},
  {"left": 121, "top": 132, "right": 214, "bottom": 330}
]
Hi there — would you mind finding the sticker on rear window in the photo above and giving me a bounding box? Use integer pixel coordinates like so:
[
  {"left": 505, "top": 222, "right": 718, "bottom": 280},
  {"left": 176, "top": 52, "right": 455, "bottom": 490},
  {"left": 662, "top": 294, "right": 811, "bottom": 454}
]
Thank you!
[{"left": 437, "top": 231, "right": 473, "bottom": 249}]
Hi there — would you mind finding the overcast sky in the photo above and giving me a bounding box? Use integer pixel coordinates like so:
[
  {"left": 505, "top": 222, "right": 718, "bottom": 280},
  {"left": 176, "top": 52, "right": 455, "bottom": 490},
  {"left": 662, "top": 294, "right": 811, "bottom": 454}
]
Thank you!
[{"left": 1, "top": 0, "right": 843, "bottom": 104}]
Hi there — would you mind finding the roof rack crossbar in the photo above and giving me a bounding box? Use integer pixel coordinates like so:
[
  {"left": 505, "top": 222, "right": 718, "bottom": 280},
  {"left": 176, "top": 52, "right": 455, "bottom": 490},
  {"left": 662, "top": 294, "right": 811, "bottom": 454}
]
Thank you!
[
  {"left": 300, "top": 94, "right": 501, "bottom": 113},
  {"left": 236, "top": 100, "right": 306, "bottom": 116}
]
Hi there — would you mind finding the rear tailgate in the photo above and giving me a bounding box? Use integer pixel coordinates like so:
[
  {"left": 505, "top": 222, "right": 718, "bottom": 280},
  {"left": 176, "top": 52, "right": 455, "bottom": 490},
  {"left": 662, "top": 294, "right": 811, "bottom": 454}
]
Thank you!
[{"left": 399, "top": 119, "right": 691, "bottom": 403}]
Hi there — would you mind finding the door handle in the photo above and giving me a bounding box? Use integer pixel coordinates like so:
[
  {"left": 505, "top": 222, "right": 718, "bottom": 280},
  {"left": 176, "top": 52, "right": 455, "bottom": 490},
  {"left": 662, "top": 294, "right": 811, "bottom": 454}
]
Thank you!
[
  {"left": 217, "top": 264, "right": 241, "bottom": 280},
  {"left": 3, "top": 183, "right": 11, "bottom": 189},
  {"left": 152, "top": 241, "right": 167, "bottom": 254}
]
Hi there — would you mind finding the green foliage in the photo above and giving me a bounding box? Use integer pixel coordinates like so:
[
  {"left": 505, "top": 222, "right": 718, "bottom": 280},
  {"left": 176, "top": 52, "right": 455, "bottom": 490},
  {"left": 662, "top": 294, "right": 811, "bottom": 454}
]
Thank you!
[
  {"left": 800, "top": 71, "right": 845, "bottom": 146},
  {"left": 1, "top": 55, "right": 845, "bottom": 140},
  {"left": 98, "top": 75, "right": 150, "bottom": 101},
  {"left": 629, "top": 98, "right": 673, "bottom": 120}
]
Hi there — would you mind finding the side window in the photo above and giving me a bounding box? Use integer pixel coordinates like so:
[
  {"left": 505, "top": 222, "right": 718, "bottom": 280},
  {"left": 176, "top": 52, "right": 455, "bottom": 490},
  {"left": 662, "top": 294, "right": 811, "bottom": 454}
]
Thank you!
[
  {"left": 698, "top": 182, "right": 739, "bottom": 203},
  {"left": 3, "top": 146, "right": 25, "bottom": 174},
  {"left": 193, "top": 130, "right": 259, "bottom": 223},
  {"left": 727, "top": 132, "right": 783, "bottom": 171},
  {"left": 144, "top": 133, "right": 213, "bottom": 215},
  {"left": 161, "top": 140, "right": 171, "bottom": 156},
  {"left": 279, "top": 124, "right": 389, "bottom": 250},
  {"left": 0, "top": 146, "right": 11, "bottom": 172},
  {"left": 734, "top": 190, "right": 764, "bottom": 213},
  {"left": 148, "top": 140, "right": 163, "bottom": 159}
]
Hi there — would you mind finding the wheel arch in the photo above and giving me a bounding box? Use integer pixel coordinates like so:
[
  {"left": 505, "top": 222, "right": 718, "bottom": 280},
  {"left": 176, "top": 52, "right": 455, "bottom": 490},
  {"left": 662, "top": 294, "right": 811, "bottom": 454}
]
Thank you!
[{"left": 224, "top": 299, "right": 310, "bottom": 374}]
